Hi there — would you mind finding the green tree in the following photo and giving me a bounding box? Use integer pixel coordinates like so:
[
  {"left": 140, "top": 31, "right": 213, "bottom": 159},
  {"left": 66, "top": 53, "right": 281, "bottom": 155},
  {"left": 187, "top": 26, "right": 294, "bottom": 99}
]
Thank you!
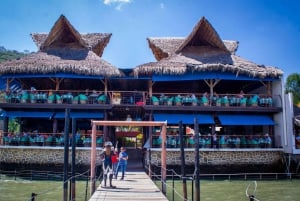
[
  {"left": 8, "top": 119, "right": 20, "bottom": 133},
  {"left": 0, "top": 46, "right": 28, "bottom": 62},
  {"left": 285, "top": 73, "right": 300, "bottom": 105}
]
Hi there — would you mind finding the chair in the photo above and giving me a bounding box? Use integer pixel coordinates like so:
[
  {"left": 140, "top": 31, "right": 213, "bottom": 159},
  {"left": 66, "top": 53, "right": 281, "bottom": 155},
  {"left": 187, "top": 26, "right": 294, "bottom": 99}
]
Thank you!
[
  {"left": 45, "top": 136, "right": 54, "bottom": 146},
  {"left": 62, "top": 93, "right": 73, "bottom": 104},
  {"left": 221, "top": 96, "right": 229, "bottom": 107},
  {"left": 174, "top": 95, "right": 182, "bottom": 106},
  {"left": 216, "top": 98, "right": 222, "bottom": 106},
  {"left": 72, "top": 96, "right": 79, "bottom": 104},
  {"left": 167, "top": 97, "right": 174, "bottom": 106},
  {"left": 201, "top": 96, "right": 209, "bottom": 106},
  {"left": 3, "top": 136, "right": 11, "bottom": 145},
  {"left": 96, "top": 137, "right": 103, "bottom": 147},
  {"left": 188, "top": 137, "right": 195, "bottom": 148},
  {"left": 84, "top": 138, "right": 91, "bottom": 147},
  {"left": 240, "top": 97, "right": 247, "bottom": 107},
  {"left": 48, "top": 94, "right": 61, "bottom": 104},
  {"left": 249, "top": 95, "right": 259, "bottom": 106},
  {"left": 79, "top": 94, "right": 88, "bottom": 104},
  {"left": 20, "top": 136, "right": 30, "bottom": 146},
  {"left": 20, "top": 91, "right": 30, "bottom": 103},
  {"left": 97, "top": 94, "right": 107, "bottom": 104},
  {"left": 151, "top": 96, "right": 159, "bottom": 105}
]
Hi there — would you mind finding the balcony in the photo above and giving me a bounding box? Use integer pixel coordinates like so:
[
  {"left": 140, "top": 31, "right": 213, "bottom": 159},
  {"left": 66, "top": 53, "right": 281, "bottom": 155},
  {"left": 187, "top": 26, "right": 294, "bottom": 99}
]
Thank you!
[{"left": 0, "top": 90, "right": 282, "bottom": 113}]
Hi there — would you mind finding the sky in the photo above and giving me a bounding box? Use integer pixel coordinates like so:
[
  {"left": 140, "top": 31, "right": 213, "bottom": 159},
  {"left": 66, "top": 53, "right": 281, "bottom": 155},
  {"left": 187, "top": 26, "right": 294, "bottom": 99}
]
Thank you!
[{"left": 0, "top": 0, "right": 299, "bottom": 78}]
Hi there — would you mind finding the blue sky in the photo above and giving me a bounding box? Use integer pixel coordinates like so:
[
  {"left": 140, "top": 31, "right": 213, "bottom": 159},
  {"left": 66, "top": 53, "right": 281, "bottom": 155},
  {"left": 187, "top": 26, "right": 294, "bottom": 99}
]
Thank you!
[{"left": 0, "top": 0, "right": 299, "bottom": 78}]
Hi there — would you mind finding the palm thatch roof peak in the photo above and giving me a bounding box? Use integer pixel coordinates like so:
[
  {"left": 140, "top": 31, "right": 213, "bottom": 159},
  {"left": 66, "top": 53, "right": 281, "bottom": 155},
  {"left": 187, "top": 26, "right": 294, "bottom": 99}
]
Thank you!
[
  {"left": 31, "top": 32, "right": 112, "bottom": 57},
  {"left": 147, "top": 37, "right": 239, "bottom": 61},
  {"left": 176, "top": 17, "right": 228, "bottom": 53},
  {"left": 39, "top": 15, "right": 87, "bottom": 51},
  {"left": 134, "top": 17, "right": 283, "bottom": 79},
  {"left": 30, "top": 15, "right": 112, "bottom": 57},
  {"left": 0, "top": 14, "right": 123, "bottom": 77}
]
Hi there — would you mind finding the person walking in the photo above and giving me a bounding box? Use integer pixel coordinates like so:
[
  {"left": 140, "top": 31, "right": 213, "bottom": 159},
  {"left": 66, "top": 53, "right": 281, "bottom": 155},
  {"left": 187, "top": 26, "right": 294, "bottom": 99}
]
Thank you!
[
  {"left": 116, "top": 146, "right": 128, "bottom": 180},
  {"left": 100, "top": 141, "right": 116, "bottom": 188},
  {"left": 111, "top": 145, "right": 118, "bottom": 179}
]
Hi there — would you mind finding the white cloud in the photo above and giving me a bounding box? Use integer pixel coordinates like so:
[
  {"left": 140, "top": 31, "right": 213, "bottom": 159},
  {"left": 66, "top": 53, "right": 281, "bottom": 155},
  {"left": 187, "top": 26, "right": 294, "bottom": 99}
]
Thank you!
[
  {"left": 103, "top": 0, "right": 132, "bottom": 10},
  {"left": 160, "top": 3, "right": 165, "bottom": 9}
]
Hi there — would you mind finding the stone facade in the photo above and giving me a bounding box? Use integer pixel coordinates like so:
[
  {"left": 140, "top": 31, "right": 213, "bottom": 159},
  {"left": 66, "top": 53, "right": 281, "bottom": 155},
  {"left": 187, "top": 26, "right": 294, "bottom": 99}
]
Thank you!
[
  {"left": 0, "top": 147, "right": 283, "bottom": 167},
  {"left": 146, "top": 149, "right": 284, "bottom": 166},
  {"left": 0, "top": 147, "right": 103, "bottom": 166}
]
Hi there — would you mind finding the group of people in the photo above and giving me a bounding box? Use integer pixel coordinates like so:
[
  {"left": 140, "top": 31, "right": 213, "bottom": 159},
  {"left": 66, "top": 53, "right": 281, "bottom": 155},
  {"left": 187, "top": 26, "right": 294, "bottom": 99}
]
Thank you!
[{"left": 100, "top": 141, "right": 128, "bottom": 188}]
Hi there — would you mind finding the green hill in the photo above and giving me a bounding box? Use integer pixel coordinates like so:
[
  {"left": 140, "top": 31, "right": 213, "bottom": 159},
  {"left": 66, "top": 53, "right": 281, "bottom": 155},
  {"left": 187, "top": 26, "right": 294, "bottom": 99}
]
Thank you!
[{"left": 0, "top": 46, "right": 28, "bottom": 62}]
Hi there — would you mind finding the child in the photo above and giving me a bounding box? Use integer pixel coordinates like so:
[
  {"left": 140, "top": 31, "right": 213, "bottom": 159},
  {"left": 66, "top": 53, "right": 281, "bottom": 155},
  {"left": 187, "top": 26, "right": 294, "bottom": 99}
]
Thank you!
[{"left": 116, "top": 147, "right": 128, "bottom": 180}]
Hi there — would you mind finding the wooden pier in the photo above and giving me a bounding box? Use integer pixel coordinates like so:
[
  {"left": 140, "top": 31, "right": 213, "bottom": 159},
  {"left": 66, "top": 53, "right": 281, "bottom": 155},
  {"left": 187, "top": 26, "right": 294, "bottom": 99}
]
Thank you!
[{"left": 89, "top": 171, "right": 168, "bottom": 201}]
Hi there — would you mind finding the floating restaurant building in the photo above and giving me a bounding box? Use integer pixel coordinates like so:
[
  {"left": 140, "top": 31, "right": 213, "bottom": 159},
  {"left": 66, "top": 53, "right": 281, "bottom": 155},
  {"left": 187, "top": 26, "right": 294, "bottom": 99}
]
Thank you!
[{"left": 0, "top": 15, "right": 298, "bottom": 172}]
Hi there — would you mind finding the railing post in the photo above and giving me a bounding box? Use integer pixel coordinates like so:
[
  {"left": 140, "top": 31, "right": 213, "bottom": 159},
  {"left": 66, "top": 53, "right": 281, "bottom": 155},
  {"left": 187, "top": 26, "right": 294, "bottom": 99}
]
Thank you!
[
  {"left": 191, "top": 178, "right": 194, "bottom": 201},
  {"left": 172, "top": 171, "right": 174, "bottom": 201},
  {"left": 63, "top": 108, "right": 70, "bottom": 201},
  {"left": 85, "top": 170, "right": 89, "bottom": 201},
  {"left": 194, "top": 118, "right": 200, "bottom": 201}
]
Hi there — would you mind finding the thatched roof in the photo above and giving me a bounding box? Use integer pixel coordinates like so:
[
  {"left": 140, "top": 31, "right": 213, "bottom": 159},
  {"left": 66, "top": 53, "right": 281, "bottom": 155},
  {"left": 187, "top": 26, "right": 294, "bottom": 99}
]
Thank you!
[
  {"left": 0, "top": 15, "right": 123, "bottom": 77},
  {"left": 0, "top": 50, "right": 122, "bottom": 77},
  {"left": 134, "top": 17, "right": 283, "bottom": 78},
  {"left": 176, "top": 17, "right": 228, "bottom": 53},
  {"left": 31, "top": 33, "right": 112, "bottom": 57},
  {"left": 147, "top": 37, "right": 239, "bottom": 61}
]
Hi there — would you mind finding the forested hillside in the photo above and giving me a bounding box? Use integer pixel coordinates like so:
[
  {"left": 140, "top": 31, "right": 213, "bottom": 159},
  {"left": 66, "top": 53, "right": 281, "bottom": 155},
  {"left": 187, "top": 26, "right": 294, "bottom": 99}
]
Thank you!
[{"left": 0, "top": 46, "right": 29, "bottom": 62}]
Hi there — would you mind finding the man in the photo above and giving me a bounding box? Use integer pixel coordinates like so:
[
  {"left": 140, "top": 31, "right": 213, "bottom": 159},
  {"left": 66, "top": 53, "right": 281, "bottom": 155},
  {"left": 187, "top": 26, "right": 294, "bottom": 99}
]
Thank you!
[{"left": 100, "top": 141, "right": 116, "bottom": 188}]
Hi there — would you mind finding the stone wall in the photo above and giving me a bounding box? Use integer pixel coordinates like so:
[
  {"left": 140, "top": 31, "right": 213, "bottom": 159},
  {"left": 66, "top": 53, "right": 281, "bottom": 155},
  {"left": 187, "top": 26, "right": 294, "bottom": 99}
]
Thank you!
[
  {"left": 0, "top": 147, "right": 103, "bottom": 166},
  {"left": 0, "top": 147, "right": 284, "bottom": 167},
  {"left": 146, "top": 149, "right": 284, "bottom": 166}
]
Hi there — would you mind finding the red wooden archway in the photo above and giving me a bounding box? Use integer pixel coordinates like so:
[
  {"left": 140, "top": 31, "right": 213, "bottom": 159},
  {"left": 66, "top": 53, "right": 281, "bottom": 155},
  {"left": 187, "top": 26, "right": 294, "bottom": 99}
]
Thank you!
[{"left": 90, "top": 120, "right": 168, "bottom": 195}]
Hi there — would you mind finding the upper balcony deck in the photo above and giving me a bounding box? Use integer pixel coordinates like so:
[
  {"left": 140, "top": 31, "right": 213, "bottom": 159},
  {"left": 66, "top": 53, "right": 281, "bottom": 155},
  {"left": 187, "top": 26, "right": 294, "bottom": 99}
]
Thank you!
[{"left": 0, "top": 90, "right": 282, "bottom": 114}]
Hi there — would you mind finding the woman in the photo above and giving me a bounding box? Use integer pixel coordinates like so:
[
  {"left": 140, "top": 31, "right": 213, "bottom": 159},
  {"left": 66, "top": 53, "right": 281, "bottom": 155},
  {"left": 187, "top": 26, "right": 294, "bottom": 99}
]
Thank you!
[{"left": 100, "top": 141, "right": 116, "bottom": 188}]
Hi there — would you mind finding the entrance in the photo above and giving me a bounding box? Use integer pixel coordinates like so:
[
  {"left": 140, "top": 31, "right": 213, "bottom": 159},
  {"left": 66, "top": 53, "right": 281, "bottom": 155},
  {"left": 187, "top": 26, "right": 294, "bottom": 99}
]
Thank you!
[
  {"left": 115, "top": 126, "right": 143, "bottom": 149},
  {"left": 117, "top": 136, "right": 143, "bottom": 149},
  {"left": 90, "top": 120, "right": 167, "bottom": 195}
]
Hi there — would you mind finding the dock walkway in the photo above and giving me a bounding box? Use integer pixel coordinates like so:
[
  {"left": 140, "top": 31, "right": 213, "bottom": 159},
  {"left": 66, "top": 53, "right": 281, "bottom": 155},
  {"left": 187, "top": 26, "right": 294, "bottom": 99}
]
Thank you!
[{"left": 89, "top": 171, "right": 168, "bottom": 201}]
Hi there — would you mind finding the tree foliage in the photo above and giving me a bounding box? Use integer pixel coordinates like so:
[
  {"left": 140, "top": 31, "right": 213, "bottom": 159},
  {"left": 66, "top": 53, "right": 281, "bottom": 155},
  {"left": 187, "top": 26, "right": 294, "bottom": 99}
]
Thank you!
[
  {"left": 0, "top": 46, "right": 28, "bottom": 62},
  {"left": 8, "top": 119, "right": 20, "bottom": 133},
  {"left": 285, "top": 73, "right": 300, "bottom": 105}
]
